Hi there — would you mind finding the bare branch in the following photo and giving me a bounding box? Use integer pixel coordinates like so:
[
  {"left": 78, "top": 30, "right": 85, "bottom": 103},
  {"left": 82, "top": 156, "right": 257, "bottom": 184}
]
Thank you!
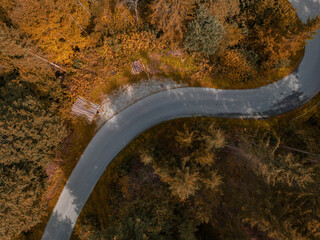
[
  {"left": 290, "top": 101, "right": 320, "bottom": 122},
  {"left": 123, "top": 0, "right": 140, "bottom": 22},
  {"left": 75, "top": 0, "right": 91, "bottom": 16},
  {"left": 280, "top": 145, "right": 320, "bottom": 159},
  {"left": 28, "top": 52, "right": 67, "bottom": 72},
  {"left": 67, "top": 13, "right": 88, "bottom": 34}
]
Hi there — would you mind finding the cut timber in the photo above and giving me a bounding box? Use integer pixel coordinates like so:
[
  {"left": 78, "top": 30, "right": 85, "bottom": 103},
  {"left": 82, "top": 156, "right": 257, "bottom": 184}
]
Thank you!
[
  {"left": 131, "top": 59, "right": 146, "bottom": 74},
  {"left": 71, "top": 97, "right": 100, "bottom": 123}
]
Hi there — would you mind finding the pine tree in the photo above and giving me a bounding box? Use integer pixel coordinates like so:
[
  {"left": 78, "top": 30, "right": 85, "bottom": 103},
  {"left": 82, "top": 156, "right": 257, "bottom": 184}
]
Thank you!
[
  {"left": 240, "top": 132, "right": 320, "bottom": 239},
  {"left": 176, "top": 124, "right": 195, "bottom": 148},
  {"left": 184, "top": 5, "right": 225, "bottom": 56},
  {"left": 242, "top": 183, "right": 320, "bottom": 240},
  {"left": 141, "top": 122, "right": 224, "bottom": 201},
  {"left": 240, "top": 133, "right": 315, "bottom": 189},
  {"left": 178, "top": 217, "right": 197, "bottom": 240}
]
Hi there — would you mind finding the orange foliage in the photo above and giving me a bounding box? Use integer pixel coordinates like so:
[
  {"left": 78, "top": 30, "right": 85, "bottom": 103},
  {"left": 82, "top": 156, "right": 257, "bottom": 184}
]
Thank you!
[
  {"left": 217, "top": 49, "right": 255, "bottom": 82},
  {"left": 208, "top": 0, "right": 240, "bottom": 22},
  {"left": 11, "top": 0, "right": 93, "bottom": 64},
  {"left": 99, "top": 2, "right": 137, "bottom": 34},
  {"left": 150, "top": 0, "right": 196, "bottom": 45}
]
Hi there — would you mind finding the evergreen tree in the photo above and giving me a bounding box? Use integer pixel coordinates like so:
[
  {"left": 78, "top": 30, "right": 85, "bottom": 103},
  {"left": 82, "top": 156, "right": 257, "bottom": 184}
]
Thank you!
[
  {"left": 240, "top": 133, "right": 320, "bottom": 239},
  {"left": 242, "top": 182, "right": 320, "bottom": 240},
  {"left": 142, "top": 122, "right": 224, "bottom": 201},
  {"left": 184, "top": 5, "right": 225, "bottom": 56},
  {"left": 240, "top": 133, "right": 315, "bottom": 189}
]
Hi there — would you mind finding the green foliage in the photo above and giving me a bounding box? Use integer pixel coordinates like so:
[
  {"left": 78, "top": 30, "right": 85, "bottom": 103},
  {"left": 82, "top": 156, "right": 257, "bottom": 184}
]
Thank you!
[
  {"left": 184, "top": 5, "right": 225, "bottom": 56},
  {"left": 160, "top": 54, "right": 198, "bottom": 75}
]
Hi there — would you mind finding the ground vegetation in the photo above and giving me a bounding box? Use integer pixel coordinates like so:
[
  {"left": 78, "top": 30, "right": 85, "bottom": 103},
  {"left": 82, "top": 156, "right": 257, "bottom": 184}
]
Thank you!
[
  {"left": 73, "top": 107, "right": 320, "bottom": 239},
  {"left": 0, "top": 0, "right": 319, "bottom": 239}
]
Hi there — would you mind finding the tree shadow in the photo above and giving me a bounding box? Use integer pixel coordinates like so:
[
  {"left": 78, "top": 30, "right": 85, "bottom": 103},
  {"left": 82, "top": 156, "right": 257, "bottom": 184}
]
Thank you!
[{"left": 42, "top": 211, "right": 74, "bottom": 240}]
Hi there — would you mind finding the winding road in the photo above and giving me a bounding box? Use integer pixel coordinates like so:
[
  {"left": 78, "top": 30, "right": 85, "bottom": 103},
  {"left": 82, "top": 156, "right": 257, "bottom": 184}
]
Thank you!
[{"left": 42, "top": 1, "right": 320, "bottom": 239}]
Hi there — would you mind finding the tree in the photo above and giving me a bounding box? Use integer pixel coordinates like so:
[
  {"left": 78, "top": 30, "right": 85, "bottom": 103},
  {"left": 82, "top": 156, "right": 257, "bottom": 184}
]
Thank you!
[
  {"left": 95, "top": 196, "right": 175, "bottom": 240},
  {"left": 0, "top": 74, "right": 67, "bottom": 167},
  {"left": 0, "top": 162, "right": 47, "bottom": 238},
  {"left": 96, "top": 1, "right": 137, "bottom": 35},
  {"left": 123, "top": 0, "right": 141, "bottom": 22},
  {"left": 155, "top": 166, "right": 201, "bottom": 201},
  {"left": 207, "top": 0, "right": 240, "bottom": 22},
  {"left": 239, "top": 132, "right": 320, "bottom": 239},
  {"left": 142, "top": 122, "right": 224, "bottom": 201},
  {"left": 240, "top": 133, "right": 315, "bottom": 189},
  {"left": 199, "top": 123, "right": 226, "bottom": 149},
  {"left": 215, "top": 48, "right": 256, "bottom": 83},
  {"left": 178, "top": 217, "right": 198, "bottom": 240},
  {"left": 242, "top": 183, "right": 320, "bottom": 240},
  {"left": 0, "top": 13, "right": 67, "bottom": 238},
  {"left": 0, "top": 21, "right": 66, "bottom": 90},
  {"left": 184, "top": 5, "right": 225, "bottom": 56},
  {"left": 238, "top": 0, "right": 320, "bottom": 69},
  {"left": 10, "top": 0, "right": 92, "bottom": 64},
  {"left": 149, "top": 0, "right": 196, "bottom": 45},
  {"left": 176, "top": 124, "right": 195, "bottom": 148}
]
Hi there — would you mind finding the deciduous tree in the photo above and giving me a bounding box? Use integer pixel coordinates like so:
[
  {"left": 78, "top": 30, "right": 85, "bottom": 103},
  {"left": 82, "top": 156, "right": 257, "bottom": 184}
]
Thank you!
[
  {"left": 0, "top": 162, "right": 47, "bottom": 238},
  {"left": 149, "top": 0, "right": 196, "bottom": 45}
]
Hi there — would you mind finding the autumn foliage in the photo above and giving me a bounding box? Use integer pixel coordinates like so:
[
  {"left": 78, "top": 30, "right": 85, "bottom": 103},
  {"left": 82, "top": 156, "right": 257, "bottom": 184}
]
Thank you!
[{"left": 0, "top": 0, "right": 320, "bottom": 239}]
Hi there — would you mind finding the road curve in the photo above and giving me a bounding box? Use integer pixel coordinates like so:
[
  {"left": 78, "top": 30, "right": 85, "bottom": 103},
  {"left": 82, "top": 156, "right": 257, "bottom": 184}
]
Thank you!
[{"left": 42, "top": 1, "right": 320, "bottom": 239}]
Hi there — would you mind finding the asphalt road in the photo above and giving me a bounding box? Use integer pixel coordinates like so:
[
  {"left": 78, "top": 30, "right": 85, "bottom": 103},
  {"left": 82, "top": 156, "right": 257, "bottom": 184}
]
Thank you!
[{"left": 42, "top": 1, "right": 320, "bottom": 239}]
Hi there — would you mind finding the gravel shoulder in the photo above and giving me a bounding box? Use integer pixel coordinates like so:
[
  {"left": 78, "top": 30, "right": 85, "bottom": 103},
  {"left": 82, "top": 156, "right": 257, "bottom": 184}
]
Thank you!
[{"left": 97, "top": 78, "right": 187, "bottom": 128}]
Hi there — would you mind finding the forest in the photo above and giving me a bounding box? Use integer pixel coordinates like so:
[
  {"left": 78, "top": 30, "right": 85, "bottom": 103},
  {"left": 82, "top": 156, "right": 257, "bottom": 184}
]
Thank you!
[
  {"left": 0, "top": 0, "right": 319, "bottom": 239},
  {"left": 73, "top": 111, "right": 320, "bottom": 240}
]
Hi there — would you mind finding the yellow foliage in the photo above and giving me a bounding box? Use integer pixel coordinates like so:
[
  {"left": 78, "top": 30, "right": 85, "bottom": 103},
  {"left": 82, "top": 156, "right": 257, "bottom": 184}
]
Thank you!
[
  {"left": 11, "top": 0, "right": 93, "bottom": 64},
  {"left": 150, "top": 0, "right": 196, "bottom": 45},
  {"left": 101, "top": 30, "right": 163, "bottom": 73},
  {"left": 100, "top": 3, "right": 136, "bottom": 34}
]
